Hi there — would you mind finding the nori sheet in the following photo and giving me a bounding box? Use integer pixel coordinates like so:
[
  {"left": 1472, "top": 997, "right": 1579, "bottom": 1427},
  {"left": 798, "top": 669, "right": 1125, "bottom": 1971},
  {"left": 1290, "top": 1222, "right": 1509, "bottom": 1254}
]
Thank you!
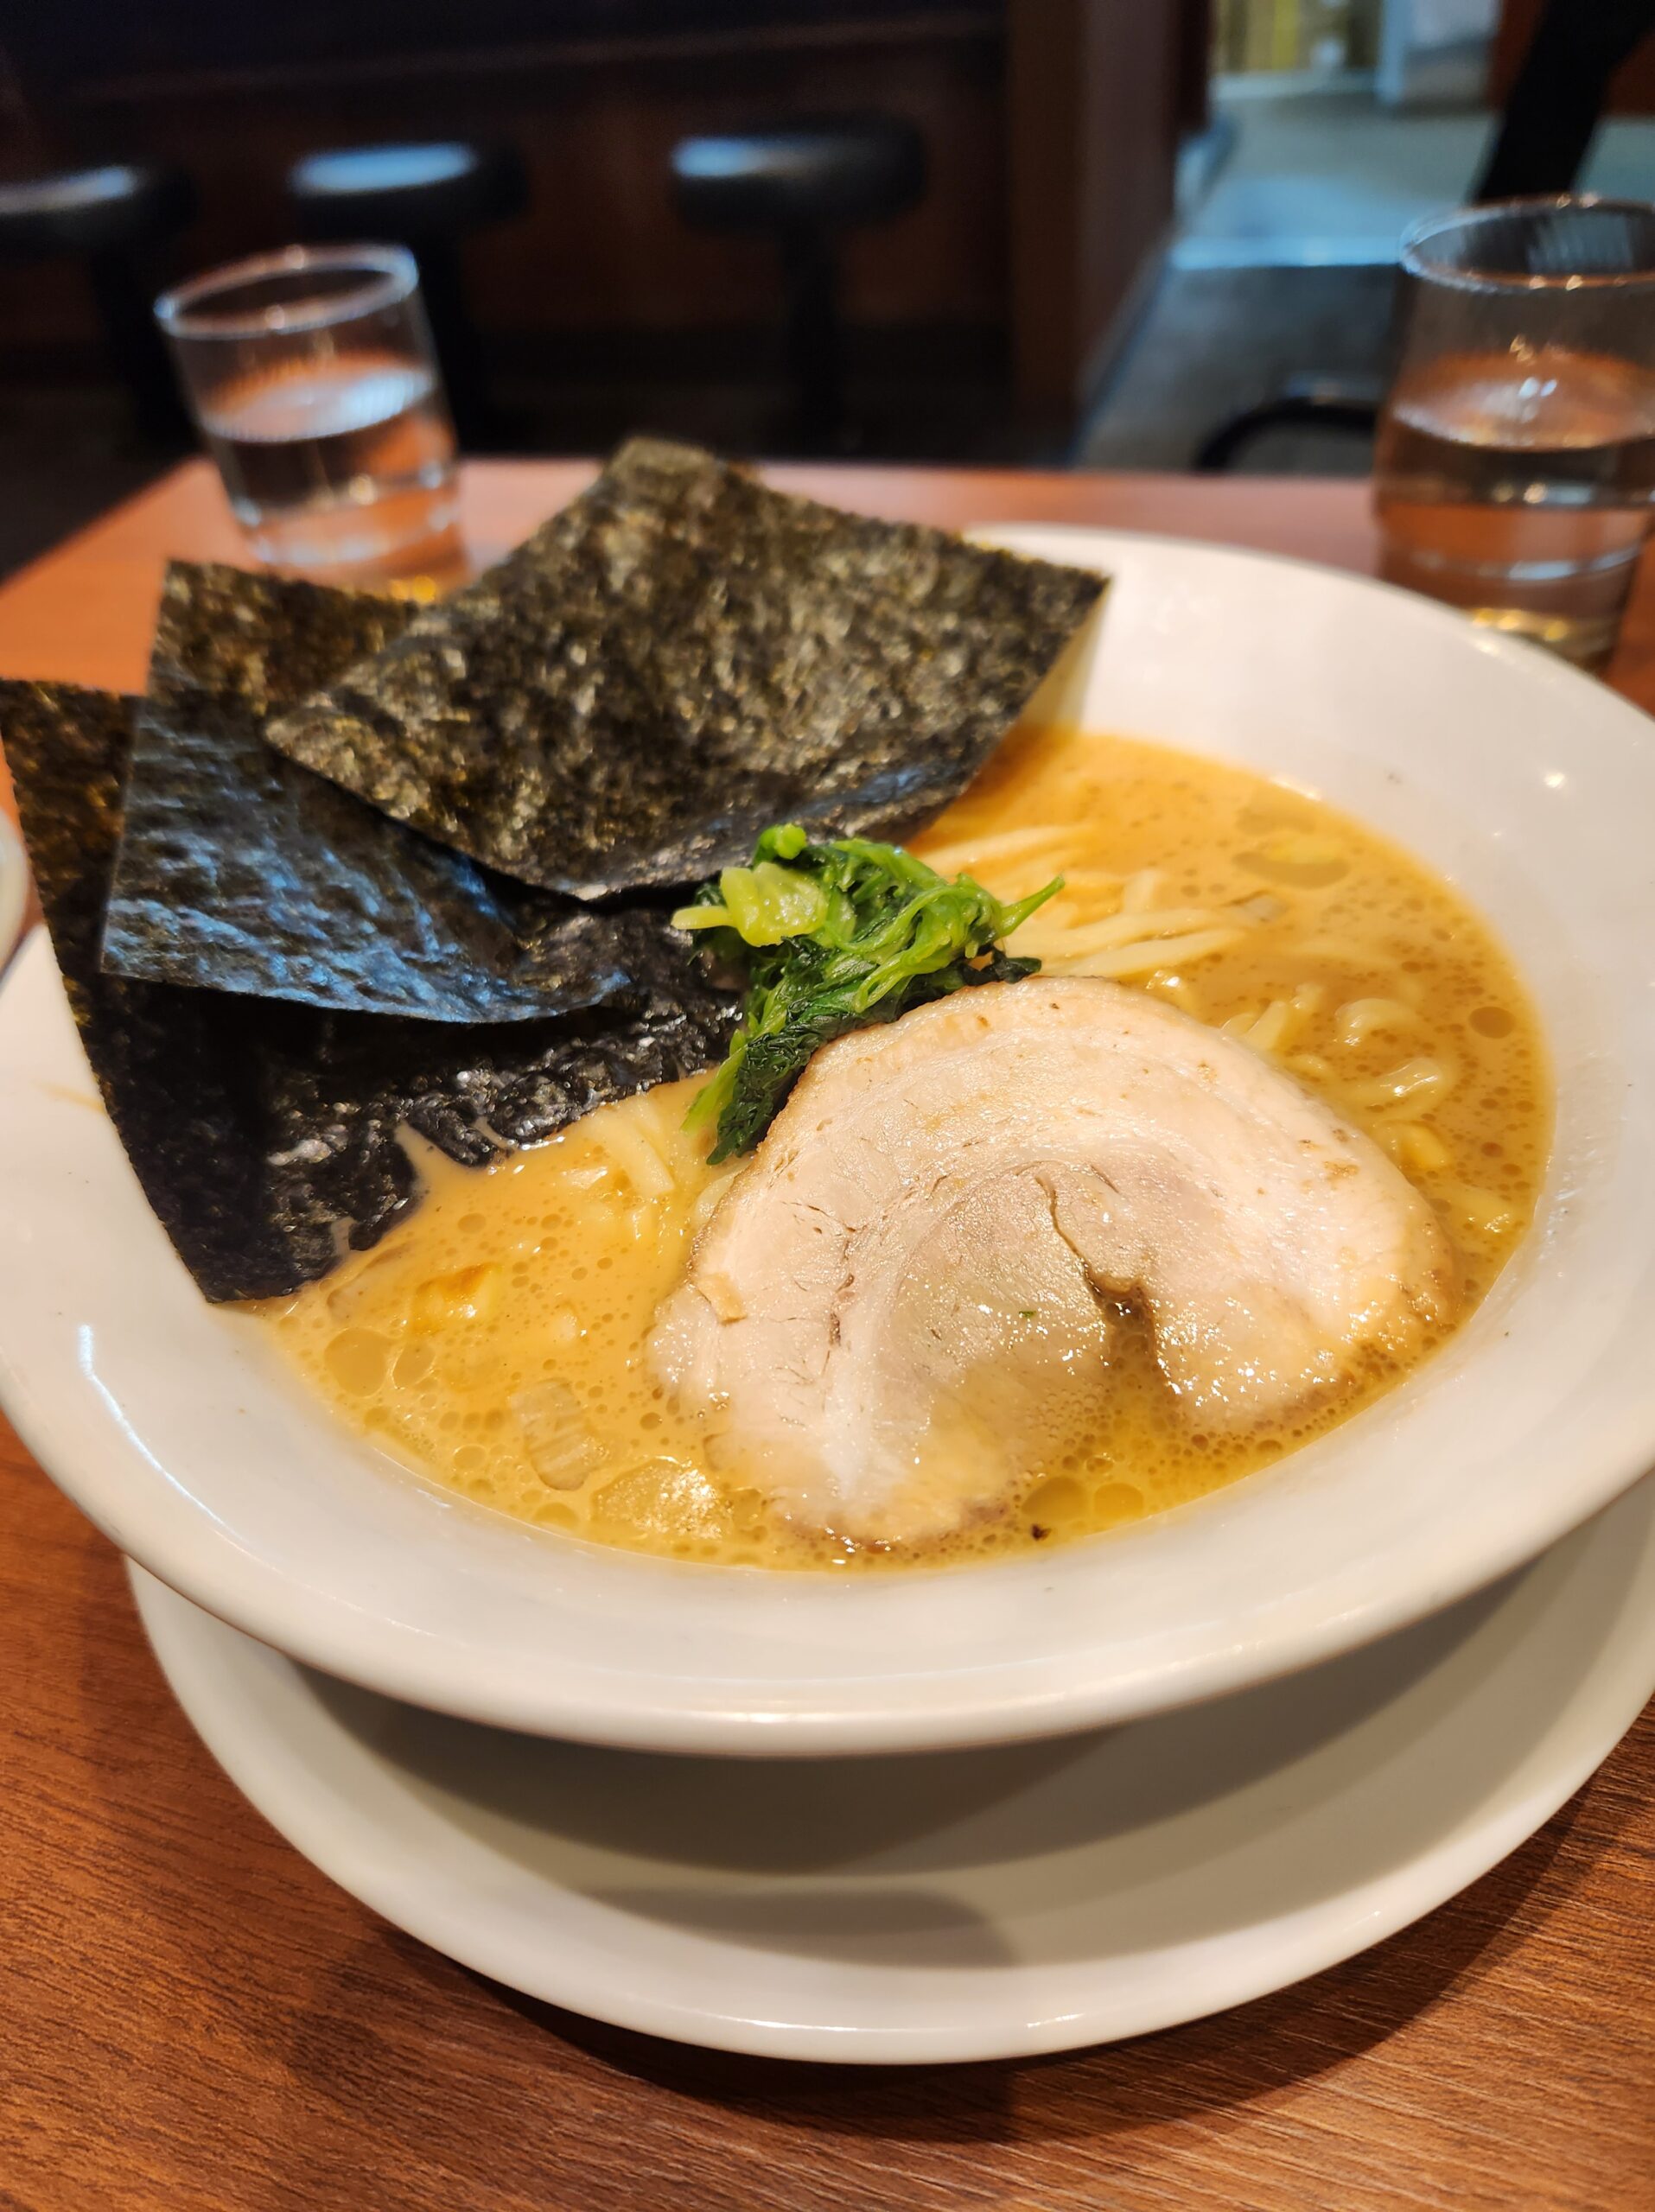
[
  {"left": 1, "top": 679, "right": 735, "bottom": 1301},
  {"left": 263, "top": 436, "right": 1108, "bottom": 897},
  {"left": 102, "top": 562, "right": 692, "bottom": 1022}
]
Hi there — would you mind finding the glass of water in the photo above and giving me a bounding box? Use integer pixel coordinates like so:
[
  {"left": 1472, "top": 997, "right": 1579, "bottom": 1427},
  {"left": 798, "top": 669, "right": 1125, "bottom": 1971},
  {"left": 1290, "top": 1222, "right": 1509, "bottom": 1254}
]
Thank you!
[
  {"left": 156, "top": 244, "right": 461, "bottom": 580},
  {"left": 1374, "top": 196, "right": 1655, "bottom": 673}
]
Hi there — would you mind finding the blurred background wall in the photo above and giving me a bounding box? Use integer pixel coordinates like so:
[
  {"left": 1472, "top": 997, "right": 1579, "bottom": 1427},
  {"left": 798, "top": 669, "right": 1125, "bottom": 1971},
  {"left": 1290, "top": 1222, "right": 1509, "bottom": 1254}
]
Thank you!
[
  {"left": 0, "top": 3, "right": 1203, "bottom": 449},
  {"left": 0, "top": 0, "right": 1651, "bottom": 573}
]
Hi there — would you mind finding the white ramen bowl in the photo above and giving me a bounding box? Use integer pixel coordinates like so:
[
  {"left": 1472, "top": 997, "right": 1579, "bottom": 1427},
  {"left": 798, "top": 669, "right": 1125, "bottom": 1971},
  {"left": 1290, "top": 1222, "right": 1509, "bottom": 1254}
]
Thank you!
[{"left": 2, "top": 529, "right": 1652, "bottom": 1754}]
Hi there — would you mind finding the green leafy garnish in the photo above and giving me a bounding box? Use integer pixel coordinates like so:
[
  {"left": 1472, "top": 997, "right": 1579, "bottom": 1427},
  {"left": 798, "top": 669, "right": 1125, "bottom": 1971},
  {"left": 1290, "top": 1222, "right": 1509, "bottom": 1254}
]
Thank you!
[{"left": 674, "top": 824, "right": 1060, "bottom": 1161}]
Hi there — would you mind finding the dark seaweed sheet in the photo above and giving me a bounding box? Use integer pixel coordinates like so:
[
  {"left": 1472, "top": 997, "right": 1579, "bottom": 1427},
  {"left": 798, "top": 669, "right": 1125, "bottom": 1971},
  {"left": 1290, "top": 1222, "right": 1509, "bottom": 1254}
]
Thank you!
[
  {"left": 264, "top": 437, "right": 1107, "bottom": 897},
  {"left": 1, "top": 679, "right": 735, "bottom": 1301},
  {"left": 101, "top": 562, "right": 693, "bottom": 1022}
]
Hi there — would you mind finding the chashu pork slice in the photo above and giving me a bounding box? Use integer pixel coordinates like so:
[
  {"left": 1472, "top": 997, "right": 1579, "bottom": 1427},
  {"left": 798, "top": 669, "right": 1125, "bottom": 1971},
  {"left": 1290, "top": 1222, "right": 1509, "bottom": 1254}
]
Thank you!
[{"left": 651, "top": 976, "right": 1455, "bottom": 1546}]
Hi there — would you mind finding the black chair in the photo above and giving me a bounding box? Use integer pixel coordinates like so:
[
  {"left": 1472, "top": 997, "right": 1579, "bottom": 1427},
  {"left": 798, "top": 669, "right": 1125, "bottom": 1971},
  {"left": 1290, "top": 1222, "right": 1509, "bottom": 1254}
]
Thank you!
[
  {"left": 1194, "top": 372, "right": 1387, "bottom": 474},
  {"left": 0, "top": 163, "right": 196, "bottom": 445},
  {"left": 1477, "top": 0, "right": 1655, "bottom": 201},
  {"left": 671, "top": 116, "right": 926, "bottom": 453},
  {"left": 287, "top": 142, "right": 526, "bottom": 451}
]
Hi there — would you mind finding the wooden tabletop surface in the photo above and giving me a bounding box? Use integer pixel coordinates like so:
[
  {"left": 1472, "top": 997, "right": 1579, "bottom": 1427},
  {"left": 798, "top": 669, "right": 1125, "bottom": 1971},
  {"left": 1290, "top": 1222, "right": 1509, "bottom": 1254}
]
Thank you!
[{"left": 1, "top": 461, "right": 1652, "bottom": 2212}]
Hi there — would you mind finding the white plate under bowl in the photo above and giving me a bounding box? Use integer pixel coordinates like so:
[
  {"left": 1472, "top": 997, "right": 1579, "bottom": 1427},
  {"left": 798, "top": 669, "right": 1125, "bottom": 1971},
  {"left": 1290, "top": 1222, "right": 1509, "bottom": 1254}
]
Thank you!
[
  {"left": 3, "top": 531, "right": 1654, "bottom": 1753},
  {"left": 129, "top": 1475, "right": 1655, "bottom": 2063},
  {"left": 0, "top": 809, "right": 23, "bottom": 969}
]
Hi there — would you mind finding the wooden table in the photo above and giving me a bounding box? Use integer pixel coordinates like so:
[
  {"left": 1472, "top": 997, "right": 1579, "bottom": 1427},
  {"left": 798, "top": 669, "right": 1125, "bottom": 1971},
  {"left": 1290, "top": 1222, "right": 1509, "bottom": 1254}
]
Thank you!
[{"left": 2, "top": 461, "right": 1652, "bottom": 2212}]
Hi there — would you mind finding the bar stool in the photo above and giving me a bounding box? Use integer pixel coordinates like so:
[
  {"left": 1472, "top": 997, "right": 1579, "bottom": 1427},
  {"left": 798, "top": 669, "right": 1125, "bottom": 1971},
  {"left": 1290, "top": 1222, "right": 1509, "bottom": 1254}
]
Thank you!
[
  {"left": 0, "top": 163, "right": 196, "bottom": 444},
  {"left": 671, "top": 116, "right": 926, "bottom": 453},
  {"left": 287, "top": 142, "right": 525, "bottom": 451}
]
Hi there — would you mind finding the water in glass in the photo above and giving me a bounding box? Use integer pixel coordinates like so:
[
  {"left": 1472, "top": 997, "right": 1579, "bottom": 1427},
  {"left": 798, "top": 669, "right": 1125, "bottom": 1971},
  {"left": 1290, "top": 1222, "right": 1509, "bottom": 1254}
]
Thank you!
[
  {"left": 1375, "top": 340, "right": 1655, "bottom": 671},
  {"left": 198, "top": 353, "right": 458, "bottom": 571}
]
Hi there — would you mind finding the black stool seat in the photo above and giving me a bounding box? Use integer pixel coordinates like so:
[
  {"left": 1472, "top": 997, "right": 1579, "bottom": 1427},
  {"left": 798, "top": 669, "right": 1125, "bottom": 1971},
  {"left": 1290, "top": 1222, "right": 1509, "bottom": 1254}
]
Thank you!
[
  {"left": 671, "top": 118, "right": 925, "bottom": 234},
  {"left": 0, "top": 163, "right": 195, "bottom": 444},
  {"left": 288, "top": 142, "right": 525, "bottom": 238},
  {"left": 287, "top": 142, "right": 525, "bottom": 452},
  {"left": 0, "top": 162, "right": 193, "bottom": 259},
  {"left": 671, "top": 115, "right": 926, "bottom": 453}
]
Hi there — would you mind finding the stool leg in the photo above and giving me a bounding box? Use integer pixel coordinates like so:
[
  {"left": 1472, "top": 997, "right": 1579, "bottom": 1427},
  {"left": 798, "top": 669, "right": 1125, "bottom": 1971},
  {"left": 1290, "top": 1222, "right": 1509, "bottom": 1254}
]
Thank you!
[
  {"left": 86, "top": 248, "right": 192, "bottom": 448},
  {"left": 413, "top": 236, "right": 495, "bottom": 454},
  {"left": 779, "top": 222, "right": 843, "bottom": 454}
]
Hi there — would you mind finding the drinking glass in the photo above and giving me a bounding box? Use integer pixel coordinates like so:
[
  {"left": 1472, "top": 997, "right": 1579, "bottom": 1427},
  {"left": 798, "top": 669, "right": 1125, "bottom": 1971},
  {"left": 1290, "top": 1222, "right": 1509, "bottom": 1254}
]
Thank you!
[
  {"left": 156, "top": 245, "right": 461, "bottom": 580},
  {"left": 1373, "top": 196, "right": 1655, "bottom": 672}
]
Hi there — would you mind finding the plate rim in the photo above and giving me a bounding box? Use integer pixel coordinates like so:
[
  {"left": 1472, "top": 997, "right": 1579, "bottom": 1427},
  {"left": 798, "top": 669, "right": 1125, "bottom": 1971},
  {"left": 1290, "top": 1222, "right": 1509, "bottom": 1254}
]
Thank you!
[
  {"left": 0, "top": 809, "right": 24, "bottom": 972},
  {"left": 125, "top": 1472, "right": 1655, "bottom": 2063}
]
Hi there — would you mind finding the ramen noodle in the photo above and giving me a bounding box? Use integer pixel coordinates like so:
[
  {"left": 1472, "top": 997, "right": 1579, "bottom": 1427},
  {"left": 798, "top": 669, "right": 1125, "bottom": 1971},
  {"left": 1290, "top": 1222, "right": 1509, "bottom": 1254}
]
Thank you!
[{"left": 264, "top": 729, "right": 1550, "bottom": 1569}]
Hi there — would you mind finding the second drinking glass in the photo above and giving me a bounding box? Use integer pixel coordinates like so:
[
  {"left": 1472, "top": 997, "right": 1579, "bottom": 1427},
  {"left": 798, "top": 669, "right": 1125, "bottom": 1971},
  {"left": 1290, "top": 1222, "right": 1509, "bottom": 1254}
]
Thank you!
[
  {"left": 156, "top": 244, "right": 461, "bottom": 580},
  {"left": 1374, "top": 196, "right": 1655, "bottom": 673}
]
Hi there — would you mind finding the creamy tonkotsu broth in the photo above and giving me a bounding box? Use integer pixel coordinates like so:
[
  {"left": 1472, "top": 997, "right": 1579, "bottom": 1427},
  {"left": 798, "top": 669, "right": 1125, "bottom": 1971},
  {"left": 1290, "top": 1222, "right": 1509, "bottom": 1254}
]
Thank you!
[{"left": 263, "top": 728, "right": 1550, "bottom": 1569}]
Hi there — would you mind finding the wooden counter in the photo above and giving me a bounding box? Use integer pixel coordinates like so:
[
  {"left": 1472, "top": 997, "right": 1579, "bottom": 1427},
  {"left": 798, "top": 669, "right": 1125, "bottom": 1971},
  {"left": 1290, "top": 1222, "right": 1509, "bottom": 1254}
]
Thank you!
[{"left": 1, "top": 460, "right": 1651, "bottom": 2212}]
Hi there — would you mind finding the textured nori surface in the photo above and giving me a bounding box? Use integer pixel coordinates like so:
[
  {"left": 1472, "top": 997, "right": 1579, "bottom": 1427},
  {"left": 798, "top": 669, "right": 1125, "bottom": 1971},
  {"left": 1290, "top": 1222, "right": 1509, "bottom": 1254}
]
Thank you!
[
  {"left": 103, "top": 563, "right": 693, "bottom": 1021},
  {"left": 2, "top": 679, "right": 735, "bottom": 1300},
  {"left": 264, "top": 437, "right": 1107, "bottom": 897}
]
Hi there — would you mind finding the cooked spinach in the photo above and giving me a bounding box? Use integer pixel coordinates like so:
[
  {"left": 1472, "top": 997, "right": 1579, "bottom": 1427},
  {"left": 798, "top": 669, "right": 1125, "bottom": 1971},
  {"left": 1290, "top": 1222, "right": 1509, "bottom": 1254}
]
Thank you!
[{"left": 675, "top": 824, "right": 1060, "bottom": 1160}]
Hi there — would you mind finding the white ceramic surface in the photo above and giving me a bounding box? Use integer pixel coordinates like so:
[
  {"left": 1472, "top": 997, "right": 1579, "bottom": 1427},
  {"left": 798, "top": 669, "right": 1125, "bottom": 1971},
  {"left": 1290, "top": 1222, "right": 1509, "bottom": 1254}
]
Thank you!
[
  {"left": 0, "top": 810, "right": 23, "bottom": 970},
  {"left": 3, "top": 532, "right": 1655, "bottom": 1752},
  {"left": 129, "top": 1475, "right": 1655, "bottom": 2063}
]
